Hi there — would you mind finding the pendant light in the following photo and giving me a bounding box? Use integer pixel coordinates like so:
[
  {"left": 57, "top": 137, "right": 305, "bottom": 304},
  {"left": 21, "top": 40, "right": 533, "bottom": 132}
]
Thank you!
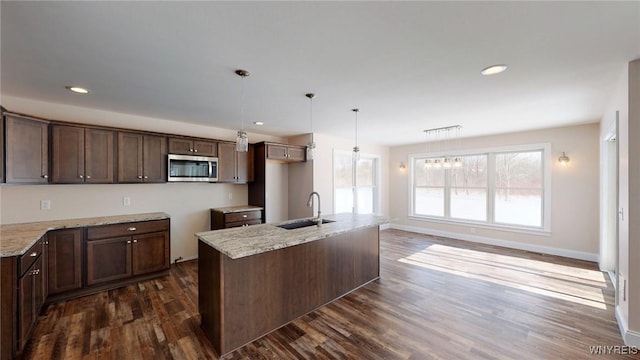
[
  {"left": 352, "top": 108, "right": 360, "bottom": 161},
  {"left": 424, "top": 130, "right": 433, "bottom": 168},
  {"left": 235, "top": 69, "right": 250, "bottom": 152},
  {"left": 453, "top": 126, "right": 463, "bottom": 167},
  {"left": 442, "top": 128, "right": 452, "bottom": 169},
  {"left": 306, "top": 93, "right": 316, "bottom": 160}
]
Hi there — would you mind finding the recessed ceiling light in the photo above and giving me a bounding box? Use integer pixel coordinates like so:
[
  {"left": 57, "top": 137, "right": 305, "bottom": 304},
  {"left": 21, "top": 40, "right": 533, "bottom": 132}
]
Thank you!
[
  {"left": 253, "top": 121, "right": 264, "bottom": 126},
  {"left": 480, "top": 64, "right": 507, "bottom": 76},
  {"left": 65, "top": 86, "right": 90, "bottom": 94}
]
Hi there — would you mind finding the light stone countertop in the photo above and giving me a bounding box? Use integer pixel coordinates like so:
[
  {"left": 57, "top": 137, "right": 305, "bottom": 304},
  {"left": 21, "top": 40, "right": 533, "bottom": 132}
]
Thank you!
[
  {"left": 0, "top": 212, "right": 170, "bottom": 257},
  {"left": 211, "top": 205, "right": 264, "bottom": 214},
  {"left": 196, "top": 213, "right": 389, "bottom": 259}
]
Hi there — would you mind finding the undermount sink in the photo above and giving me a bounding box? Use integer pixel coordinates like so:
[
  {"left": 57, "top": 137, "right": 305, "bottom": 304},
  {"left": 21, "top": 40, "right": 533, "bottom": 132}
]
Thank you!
[{"left": 277, "top": 219, "right": 335, "bottom": 230}]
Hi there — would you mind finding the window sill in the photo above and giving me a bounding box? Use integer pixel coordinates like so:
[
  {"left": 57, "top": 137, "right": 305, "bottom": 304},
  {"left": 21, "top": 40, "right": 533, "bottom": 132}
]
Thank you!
[{"left": 407, "top": 215, "right": 551, "bottom": 236}]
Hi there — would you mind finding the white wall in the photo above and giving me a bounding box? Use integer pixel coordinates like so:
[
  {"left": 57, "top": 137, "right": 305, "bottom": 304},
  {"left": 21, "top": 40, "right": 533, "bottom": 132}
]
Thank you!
[
  {"left": 0, "top": 96, "right": 284, "bottom": 261},
  {"left": 389, "top": 123, "right": 600, "bottom": 260},
  {"left": 627, "top": 59, "right": 640, "bottom": 340},
  {"left": 311, "top": 133, "right": 390, "bottom": 217}
]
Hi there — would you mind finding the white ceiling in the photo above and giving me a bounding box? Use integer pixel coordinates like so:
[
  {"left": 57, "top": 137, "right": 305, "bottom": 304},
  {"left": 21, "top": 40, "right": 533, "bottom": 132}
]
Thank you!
[{"left": 1, "top": 1, "right": 639, "bottom": 146}]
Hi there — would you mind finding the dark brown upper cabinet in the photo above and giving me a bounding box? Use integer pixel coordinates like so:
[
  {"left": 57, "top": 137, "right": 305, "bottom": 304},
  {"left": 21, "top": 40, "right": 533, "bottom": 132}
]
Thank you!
[
  {"left": 218, "top": 142, "right": 254, "bottom": 183},
  {"left": 52, "top": 125, "right": 115, "bottom": 184},
  {"left": 4, "top": 115, "right": 49, "bottom": 183},
  {"left": 168, "top": 137, "right": 217, "bottom": 157},
  {"left": 117, "top": 132, "right": 167, "bottom": 183},
  {"left": 266, "top": 143, "right": 306, "bottom": 162}
]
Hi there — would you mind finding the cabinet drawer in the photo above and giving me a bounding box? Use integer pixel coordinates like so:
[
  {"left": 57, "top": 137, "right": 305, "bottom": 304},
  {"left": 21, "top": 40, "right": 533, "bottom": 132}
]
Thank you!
[
  {"left": 19, "top": 238, "right": 42, "bottom": 277},
  {"left": 87, "top": 219, "right": 169, "bottom": 240},
  {"left": 225, "top": 211, "right": 261, "bottom": 223}
]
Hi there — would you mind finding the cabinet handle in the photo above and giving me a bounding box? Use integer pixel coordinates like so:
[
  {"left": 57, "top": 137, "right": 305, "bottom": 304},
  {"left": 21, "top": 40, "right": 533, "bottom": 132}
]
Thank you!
[
  {"left": 242, "top": 215, "right": 248, "bottom": 218},
  {"left": 31, "top": 269, "right": 40, "bottom": 275},
  {"left": 190, "top": 148, "right": 194, "bottom": 152},
  {"left": 144, "top": 176, "right": 148, "bottom": 179},
  {"left": 127, "top": 240, "right": 131, "bottom": 244},
  {"left": 194, "top": 149, "right": 198, "bottom": 153},
  {"left": 86, "top": 175, "right": 91, "bottom": 179},
  {"left": 137, "top": 175, "right": 143, "bottom": 179},
  {"left": 42, "top": 175, "right": 48, "bottom": 179},
  {"left": 133, "top": 239, "right": 138, "bottom": 243},
  {"left": 30, "top": 252, "right": 38, "bottom": 257},
  {"left": 127, "top": 227, "right": 137, "bottom": 231},
  {"left": 79, "top": 175, "right": 84, "bottom": 179}
]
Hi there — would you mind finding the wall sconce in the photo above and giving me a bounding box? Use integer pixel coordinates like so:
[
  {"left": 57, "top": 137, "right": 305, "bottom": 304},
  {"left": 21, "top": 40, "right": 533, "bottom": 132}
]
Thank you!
[
  {"left": 399, "top": 162, "right": 406, "bottom": 169},
  {"left": 558, "top": 152, "right": 570, "bottom": 166}
]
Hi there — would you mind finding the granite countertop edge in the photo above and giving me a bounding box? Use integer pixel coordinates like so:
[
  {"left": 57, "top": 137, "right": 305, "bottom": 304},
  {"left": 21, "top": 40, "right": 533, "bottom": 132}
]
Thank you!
[
  {"left": 197, "top": 214, "right": 390, "bottom": 260},
  {"left": 0, "top": 212, "right": 170, "bottom": 258},
  {"left": 211, "top": 205, "right": 264, "bottom": 214}
]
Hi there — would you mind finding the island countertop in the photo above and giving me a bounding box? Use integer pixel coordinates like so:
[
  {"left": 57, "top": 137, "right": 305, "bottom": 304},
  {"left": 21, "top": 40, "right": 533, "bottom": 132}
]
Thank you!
[
  {"left": 196, "top": 213, "right": 389, "bottom": 259},
  {"left": 0, "top": 212, "right": 170, "bottom": 258}
]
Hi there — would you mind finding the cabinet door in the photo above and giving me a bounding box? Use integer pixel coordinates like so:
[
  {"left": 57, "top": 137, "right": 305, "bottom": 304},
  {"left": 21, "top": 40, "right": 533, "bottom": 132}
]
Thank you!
[
  {"left": 143, "top": 135, "right": 166, "bottom": 183},
  {"left": 132, "top": 231, "right": 169, "bottom": 276},
  {"left": 236, "top": 146, "right": 253, "bottom": 183},
  {"left": 217, "top": 142, "right": 237, "bottom": 182},
  {"left": 194, "top": 140, "right": 217, "bottom": 156},
  {"left": 48, "top": 229, "right": 82, "bottom": 294},
  {"left": 85, "top": 128, "right": 114, "bottom": 183},
  {"left": 52, "top": 125, "right": 85, "bottom": 183},
  {"left": 18, "top": 256, "right": 43, "bottom": 349},
  {"left": 287, "top": 146, "right": 306, "bottom": 162},
  {"left": 168, "top": 137, "right": 194, "bottom": 155},
  {"left": 86, "top": 236, "right": 132, "bottom": 285},
  {"left": 5, "top": 115, "right": 49, "bottom": 183},
  {"left": 266, "top": 144, "right": 288, "bottom": 160},
  {"left": 117, "top": 132, "right": 144, "bottom": 182}
]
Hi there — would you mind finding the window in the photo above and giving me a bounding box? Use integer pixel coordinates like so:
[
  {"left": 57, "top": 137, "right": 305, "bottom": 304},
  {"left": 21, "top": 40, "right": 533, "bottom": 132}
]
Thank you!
[
  {"left": 334, "top": 151, "right": 379, "bottom": 214},
  {"left": 410, "top": 144, "right": 550, "bottom": 232}
]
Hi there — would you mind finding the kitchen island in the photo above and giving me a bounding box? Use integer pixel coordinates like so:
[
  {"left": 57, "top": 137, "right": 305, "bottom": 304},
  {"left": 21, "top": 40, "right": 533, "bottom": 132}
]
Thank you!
[{"left": 196, "top": 213, "right": 388, "bottom": 356}]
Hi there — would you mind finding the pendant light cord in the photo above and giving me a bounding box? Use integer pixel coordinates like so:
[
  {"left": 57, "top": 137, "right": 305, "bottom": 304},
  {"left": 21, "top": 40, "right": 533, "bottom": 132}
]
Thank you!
[{"left": 240, "top": 75, "right": 245, "bottom": 132}]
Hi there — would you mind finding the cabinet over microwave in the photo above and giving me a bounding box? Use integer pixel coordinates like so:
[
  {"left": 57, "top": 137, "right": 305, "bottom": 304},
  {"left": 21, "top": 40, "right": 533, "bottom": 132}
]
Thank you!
[{"left": 168, "top": 154, "right": 218, "bottom": 182}]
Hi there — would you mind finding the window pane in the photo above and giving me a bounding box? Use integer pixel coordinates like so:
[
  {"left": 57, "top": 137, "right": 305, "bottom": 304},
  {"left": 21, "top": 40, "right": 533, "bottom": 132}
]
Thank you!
[
  {"left": 415, "top": 187, "right": 444, "bottom": 216},
  {"left": 451, "top": 155, "right": 487, "bottom": 187},
  {"left": 414, "top": 159, "right": 444, "bottom": 186},
  {"left": 356, "top": 158, "right": 374, "bottom": 186},
  {"left": 495, "top": 189, "right": 542, "bottom": 227},
  {"left": 357, "top": 187, "right": 374, "bottom": 214},
  {"left": 334, "top": 153, "right": 353, "bottom": 187},
  {"left": 451, "top": 189, "right": 487, "bottom": 221},
  {"left": 335, "top": 187, "right": 353, "bottom": 214},
  {"left": 495, "top": 151, "right": 542, "bottom": 188}
]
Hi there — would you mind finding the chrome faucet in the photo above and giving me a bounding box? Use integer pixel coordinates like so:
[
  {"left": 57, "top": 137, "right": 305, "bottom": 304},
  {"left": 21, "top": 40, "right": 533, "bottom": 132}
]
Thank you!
[{"left": 307, "top": 191, "right": 322, "bottom": 226}]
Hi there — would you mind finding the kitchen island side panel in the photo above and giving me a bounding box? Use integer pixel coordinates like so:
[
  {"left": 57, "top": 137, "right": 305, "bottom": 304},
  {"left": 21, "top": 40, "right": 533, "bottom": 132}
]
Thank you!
[{"left": 198, "top": 225, "right": 380, "bottom": 356}]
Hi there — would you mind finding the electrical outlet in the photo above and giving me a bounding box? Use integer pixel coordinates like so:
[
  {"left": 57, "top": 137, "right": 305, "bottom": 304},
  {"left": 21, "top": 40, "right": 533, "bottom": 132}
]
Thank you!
[
  {"left": 123, "top": 196, "right": 131, "bottom": 206},
  {"left": 40, "top": 200, "right": 51, "bottom": 210},
  {"left": 228, "top": 192, "right": 233, "bottom": 200}
]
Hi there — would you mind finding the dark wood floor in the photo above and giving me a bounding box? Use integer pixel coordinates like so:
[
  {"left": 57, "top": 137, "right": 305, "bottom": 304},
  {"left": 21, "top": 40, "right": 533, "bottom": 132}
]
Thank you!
[{"left": 22, "top": 229, "right": 636, "bottom": 359}]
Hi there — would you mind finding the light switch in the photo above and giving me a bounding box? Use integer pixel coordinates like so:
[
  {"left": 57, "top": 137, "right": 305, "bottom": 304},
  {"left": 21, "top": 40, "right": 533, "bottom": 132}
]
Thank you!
[{"left": 123, "top": 196, "right": 131, "bottom": 206}]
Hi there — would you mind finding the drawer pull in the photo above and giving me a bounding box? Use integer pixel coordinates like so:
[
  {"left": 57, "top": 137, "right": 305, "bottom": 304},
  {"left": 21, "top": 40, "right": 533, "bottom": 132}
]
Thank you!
[
  {"left": 243, "top": 215, "right": 248, "bottom": 218},
  {"left": 127, "top": 240, "right": 132, "bottom": 244},
  {"left": 30, "top": 252, "right": 38, "bottom": 257},
  {"left": 42, "top": 174, "right": 49, "bottom": 179},
  {"left": 137, "top": 175, "right": 143, "bottom": 179},
  {"left": 86, "top": 175, "right": 91, "bottom": 179},
  {"left": 31, "top": 269, "right": 40, "bottom": 275},
  {"left": 133, "top": 239, "right": 138, "bottom": 243},
  {"left": 127, "top": 227, "right": 137, "bottom": 231}
]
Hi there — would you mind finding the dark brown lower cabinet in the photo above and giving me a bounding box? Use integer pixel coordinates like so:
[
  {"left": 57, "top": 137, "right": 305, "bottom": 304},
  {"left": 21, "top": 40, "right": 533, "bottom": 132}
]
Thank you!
[
  {"left": 86, "top": 236, "right": 132, "bottom": 286},
  {"left": 19, "top": 255, "right": 44, "bottom": 349},
  {"left": 132, "top": 231, "right": 170, "bottom": 276},
  {"left": 47, "top": 229, "right": 82, "bottom": 294}
]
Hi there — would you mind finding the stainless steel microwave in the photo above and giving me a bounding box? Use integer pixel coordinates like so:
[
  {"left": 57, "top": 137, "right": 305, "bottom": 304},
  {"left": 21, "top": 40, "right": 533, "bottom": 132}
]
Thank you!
[{"left": 167, "top": 154, "right": 218, "bottom": 182}]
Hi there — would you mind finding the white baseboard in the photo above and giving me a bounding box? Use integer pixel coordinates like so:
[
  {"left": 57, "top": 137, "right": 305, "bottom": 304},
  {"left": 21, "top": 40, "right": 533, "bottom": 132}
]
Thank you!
[
  {"left": 389, "top": 223, "right": 598, "bottom": 262},
  {"left": 380, "top": 223, "right": 391, "bottom": 231},
  {"left": 616, "top": 306, "right": 640, "bottom": 346}
]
